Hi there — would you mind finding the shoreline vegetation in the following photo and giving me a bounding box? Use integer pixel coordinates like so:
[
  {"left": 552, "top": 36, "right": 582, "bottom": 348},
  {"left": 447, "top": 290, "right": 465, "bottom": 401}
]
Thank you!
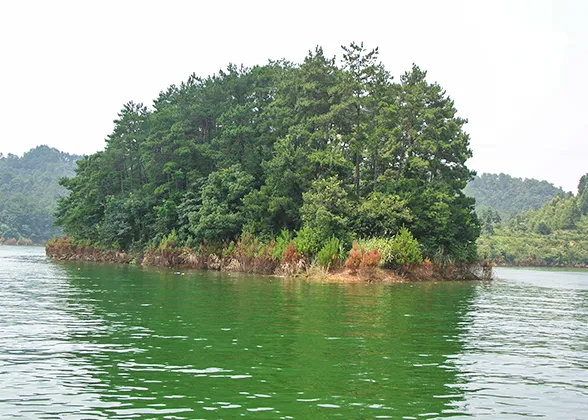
[
  {"left": 42, "top": 237, "right": 588, "bottom": 274},
  {"left": 46, "top": 236, "right": 492, "bottom": 282}
]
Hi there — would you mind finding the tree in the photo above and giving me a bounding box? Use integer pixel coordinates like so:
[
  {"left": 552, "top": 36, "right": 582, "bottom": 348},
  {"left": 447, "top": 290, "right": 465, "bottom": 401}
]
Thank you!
[
  {"left": 187, "top": 165, "right": 254, "bottom": 243},
  {"left": 379, "top": 65, "right": 478, "bottom": 259},
  {"left": 106, "top": 101, "right": 149, "bottom": 193},
  {"left": 299, "top": 177, "right": 354, "bottom": 246},
  {"left": 337, "top": 42, "right": 387, "bottom": 197},
  {"left": 354, "top": 192, "right": 411, "bottom": 238},
  {"left": 578, "top": 173, "right": 588, "bottom": 215},
  {"left": 55, "top": 152, "right": 113, "bottom": 242}
]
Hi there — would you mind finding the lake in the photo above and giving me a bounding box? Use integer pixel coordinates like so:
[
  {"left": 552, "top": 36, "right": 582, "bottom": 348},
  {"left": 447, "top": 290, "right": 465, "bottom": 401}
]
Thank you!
[{"left": 0, "top": 246, "right": 586, "bottom": 418}]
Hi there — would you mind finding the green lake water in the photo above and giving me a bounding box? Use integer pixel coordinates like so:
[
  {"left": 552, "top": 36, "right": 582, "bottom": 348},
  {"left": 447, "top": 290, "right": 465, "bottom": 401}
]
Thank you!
[{"left": 0, "top": 246, "right": 586, "bottom": 418}]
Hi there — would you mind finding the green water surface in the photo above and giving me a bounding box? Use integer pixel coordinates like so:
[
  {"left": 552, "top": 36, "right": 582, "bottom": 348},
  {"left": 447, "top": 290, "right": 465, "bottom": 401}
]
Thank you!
[{"left": 0, "top": 247, "right": 586, "bottom": 418}]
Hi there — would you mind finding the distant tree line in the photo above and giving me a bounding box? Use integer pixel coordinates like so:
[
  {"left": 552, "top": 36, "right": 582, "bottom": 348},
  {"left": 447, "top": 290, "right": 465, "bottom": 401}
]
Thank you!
[
  {"left": 478, "top": 173, "right": 588, "bottom": 265},
  {"left": 0, "top": 146, "right": 80, "bottom": 243},
  {"left": 464, "top": 173, "right": 564, "bottom": 220},
  {"left": 55, "top": 43, "right": 480, "bottom": 264}
]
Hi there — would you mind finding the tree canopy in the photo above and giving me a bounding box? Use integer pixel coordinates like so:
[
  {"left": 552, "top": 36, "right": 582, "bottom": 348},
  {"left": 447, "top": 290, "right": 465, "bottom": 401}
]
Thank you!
[{"left": 55, "top": 44, "right": 479, "bottom": 262}]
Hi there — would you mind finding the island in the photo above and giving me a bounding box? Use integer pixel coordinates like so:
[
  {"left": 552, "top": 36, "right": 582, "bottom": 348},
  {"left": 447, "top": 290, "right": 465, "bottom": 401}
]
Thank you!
[{"left": 46, "top": 43, "right": 485, "bottom": 281}]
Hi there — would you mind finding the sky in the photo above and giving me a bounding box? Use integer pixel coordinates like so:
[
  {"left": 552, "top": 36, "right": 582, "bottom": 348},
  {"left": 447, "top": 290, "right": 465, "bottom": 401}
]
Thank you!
[{"left": 0, "top": 0, "right": 586, "bottom": 192}]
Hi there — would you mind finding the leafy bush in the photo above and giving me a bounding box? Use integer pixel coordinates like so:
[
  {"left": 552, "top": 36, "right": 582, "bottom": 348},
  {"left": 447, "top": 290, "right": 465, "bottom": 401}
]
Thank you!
[
  {"left": 294, "top": 225, "right": 323, "bottom": 258},
  {"left": 272, "top": 229, "right": 293, "bottom": 261},
  {"left": 279, "top": 242, "right": 303, "bottom": 276},
  {"left": 316, "top": 236, "right": 343, "bottom": 268},
  {"left": 344, "top": 242, "right": 363, "bottom": 274},
  {"left": 158, "top": 230, "right": 179, "bottom": 251},
  {"left": 359, "top": 227, "right": 422, "bottom": 268},
  {"left": 281, "top": 243, "right": 300, "bottom": 265},
  {"left": 233, "top": 234, "right": 277, "bottom": 273},
  {"left": 146, "top": 230, "right": 183, "bottom": 267},
  {"left": 359, "top": 247, "right": 382, "bottom": 278},
  {"left": 344, "top": 242, "right": 382, "bottom": 277},
  {"left": 361, "top": 248, "right": 382, "bottom": 267}
]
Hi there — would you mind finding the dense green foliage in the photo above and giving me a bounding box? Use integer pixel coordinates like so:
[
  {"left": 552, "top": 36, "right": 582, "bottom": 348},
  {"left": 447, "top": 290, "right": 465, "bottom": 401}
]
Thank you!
[
  {"left": 0, "top": 146, "right": 80, "bottom": 243},
  {"left": 55, "top": 44, "right": 479, "bottom": 262},
  {"left": 359, "top": 227, "right": 423, "bottom": 268},
  {"left": 464, "top": 173, "right": 564, "bottom": 220},
  {"left": 479, "top": 173, "right": 588, "bottom": 265}
]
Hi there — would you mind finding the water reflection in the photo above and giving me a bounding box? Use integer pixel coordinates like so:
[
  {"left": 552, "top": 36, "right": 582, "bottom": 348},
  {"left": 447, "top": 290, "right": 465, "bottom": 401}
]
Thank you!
[{"left": 52, "top": 260, "right": 479, "bottom": 418}]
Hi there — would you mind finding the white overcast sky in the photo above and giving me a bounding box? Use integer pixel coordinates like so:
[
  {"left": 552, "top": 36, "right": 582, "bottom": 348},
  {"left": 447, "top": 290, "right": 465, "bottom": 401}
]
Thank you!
[{"left": 0, "top": 0, "right": 586, "bottom": 191}]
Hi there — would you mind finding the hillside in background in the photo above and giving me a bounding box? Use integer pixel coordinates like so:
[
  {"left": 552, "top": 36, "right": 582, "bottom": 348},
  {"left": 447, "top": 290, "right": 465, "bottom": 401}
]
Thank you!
[
  {"left": 478, "top": 173, "right": 588, "bottom": 266},
  {"left": 464, "top": 173, "right": 564, "bottom": 219},
  {"left": 0, "top": 146, "right": 80, "bottom": 243}
]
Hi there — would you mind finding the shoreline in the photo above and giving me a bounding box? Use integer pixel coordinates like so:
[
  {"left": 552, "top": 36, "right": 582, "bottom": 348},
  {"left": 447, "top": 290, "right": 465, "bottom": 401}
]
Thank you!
[
  {"left": 492, "top": 261, "right": 588, "bottom": 269},
  {"left": 45, "top": 240, "right": 491, "bottom": 283},
  {"left": 0, "top": 241, "right": 45, "bottom": 246}
]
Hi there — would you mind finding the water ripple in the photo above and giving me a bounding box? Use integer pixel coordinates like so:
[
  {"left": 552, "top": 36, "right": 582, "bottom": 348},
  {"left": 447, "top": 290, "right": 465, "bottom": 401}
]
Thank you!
[{"left": 0, "top": 248, "right": 587, "bottom": 418}]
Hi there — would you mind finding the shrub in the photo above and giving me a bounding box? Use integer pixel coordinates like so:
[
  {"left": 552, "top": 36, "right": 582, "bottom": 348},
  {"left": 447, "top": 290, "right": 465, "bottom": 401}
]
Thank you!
[
  {"left": 344, "top": 242, "right": 382, "bottom": 278},
  {"left": 279, "top": 242, "right": 303, "bottom": 276},
  {"left": 17, "top": 238, "right": 33, "bottom": 246},
  {"left": 391, "top": 227, "right": 423, "bottom": 265},
  {"left": 359, "top": 247, "right": 382, "bottom": 278},
  {"left": 361, "top": 248, "right": 382, "bottom": 268},
  {"left": 233, "top": 234, "right": 277, "bottom": 273},
  {"left": 282, "top": 242, "right": 300, "bottom": 265},
  {"left": 46, "top": 236, "right": 73, "bottom": 258},
  {"left": 222, "top": 241, "right": 236, "bottom": 258},
  {"left": 345, "top": 242, "right": 363, "bottom": 274},
  {"left": 411, "top": 258, "right": 435, "bottom": 279},
  {"left": 272, "top": 229, "right": 293, "bottom": 261},
  {"left": 158, "top": 230, "right": 179, "bottom": 251},
  {"left": 197, "top": 238, "right": 226, "bottom": 257},
  {"left": 359, "top": 227, "right": 422, "bottom": 269},
  {"left": 316, "top": 237, "right": 343, "bottom": 268},
  {"left": 294, "top": 225, "right": 322, "bottom": 258},
  {"left": 145, "top": 230, "right": 183, "bottom": 267}
]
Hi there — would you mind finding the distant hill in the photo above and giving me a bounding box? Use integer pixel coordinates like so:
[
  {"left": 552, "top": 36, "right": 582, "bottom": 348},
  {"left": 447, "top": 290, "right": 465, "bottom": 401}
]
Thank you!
[
  {"left": 465, "top": 173, "right": 564, "bottom": 219},
  {"left": 478, "top": 173, "right": 588, "bottom": 266},
  {"left": 0, "top": 145, "right": 80, "bottom": 243}
]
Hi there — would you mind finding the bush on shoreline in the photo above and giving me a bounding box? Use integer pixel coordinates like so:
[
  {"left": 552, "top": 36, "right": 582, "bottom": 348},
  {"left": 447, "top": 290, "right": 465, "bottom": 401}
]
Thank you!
[
  {"left": 47, "top": 230, "right": 489, "bottom": 281},
  {"left": 46, "top": 237, "right": 133, "bottom": 264}
]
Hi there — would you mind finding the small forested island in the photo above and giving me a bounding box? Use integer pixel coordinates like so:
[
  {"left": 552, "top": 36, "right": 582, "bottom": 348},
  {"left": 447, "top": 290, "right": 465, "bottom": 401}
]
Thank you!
[
  {"left": 0, "top": 146, "right": 80, "bottom": 244},
  {"left": 47, "top": 43, "right": 486, "bottom": 281}
]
